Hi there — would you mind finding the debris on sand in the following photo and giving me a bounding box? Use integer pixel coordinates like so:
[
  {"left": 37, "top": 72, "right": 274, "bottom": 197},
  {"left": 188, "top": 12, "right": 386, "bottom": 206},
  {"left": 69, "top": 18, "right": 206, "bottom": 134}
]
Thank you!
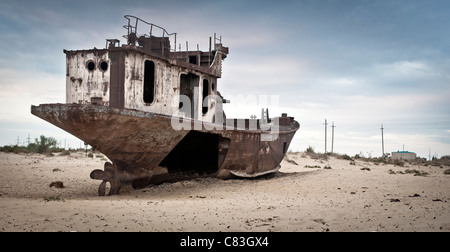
[{"left": 49, "top": 181, "right": 64, "bottom": 189}]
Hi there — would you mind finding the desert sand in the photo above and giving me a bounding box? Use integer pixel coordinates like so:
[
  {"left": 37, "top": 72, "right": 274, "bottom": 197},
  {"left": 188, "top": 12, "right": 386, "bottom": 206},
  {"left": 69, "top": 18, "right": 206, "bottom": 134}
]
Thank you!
[{"left": 0, "top": 151, "right": 449, "bottom": 232}]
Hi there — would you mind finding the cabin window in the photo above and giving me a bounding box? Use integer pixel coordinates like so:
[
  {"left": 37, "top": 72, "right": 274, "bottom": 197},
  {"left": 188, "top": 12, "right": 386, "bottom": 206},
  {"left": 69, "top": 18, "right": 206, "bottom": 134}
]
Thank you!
[
  {"left": 87, "top": 61, "right": 95, "bottom": 71},
  {"left": 211, "top": 83, "right": 215, "bottom": 92},
  {"left": 143, "top": 60, "right": 155, "bottom": 104},
  {"left": 283, "top": 142, "right": 287, "bottom": 154},
  {"left": 202, "top": 79, "right": 209, "bottom": 114}
]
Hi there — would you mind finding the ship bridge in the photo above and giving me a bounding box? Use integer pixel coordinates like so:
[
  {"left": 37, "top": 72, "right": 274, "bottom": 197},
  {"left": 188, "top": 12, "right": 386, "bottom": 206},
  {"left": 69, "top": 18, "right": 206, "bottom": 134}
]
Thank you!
[{"left": 64, "top": 15, "right": 229, "bottom": 123}]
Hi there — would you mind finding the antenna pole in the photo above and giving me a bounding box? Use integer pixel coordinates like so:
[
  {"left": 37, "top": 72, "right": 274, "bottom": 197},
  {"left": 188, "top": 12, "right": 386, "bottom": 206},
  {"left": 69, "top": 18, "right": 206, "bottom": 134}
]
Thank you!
[
  {"left": 324, "top": 119, "right": 328, "bottom": 154},
  {"left": 331, "top": 121, "right": 335, "bottom": 154}
]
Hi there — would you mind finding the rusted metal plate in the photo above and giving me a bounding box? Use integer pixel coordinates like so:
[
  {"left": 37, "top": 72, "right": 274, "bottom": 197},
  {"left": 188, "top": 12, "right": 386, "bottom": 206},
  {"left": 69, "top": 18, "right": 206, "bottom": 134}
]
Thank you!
[{"left": 31, "top": 104, "right": 299, "bottom": 195}]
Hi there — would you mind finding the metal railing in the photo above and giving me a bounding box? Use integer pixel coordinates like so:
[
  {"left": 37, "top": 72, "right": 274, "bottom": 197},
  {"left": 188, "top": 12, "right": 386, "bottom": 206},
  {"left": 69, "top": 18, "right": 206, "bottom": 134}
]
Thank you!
[
  {"left": 123, "top": 15, "right": 177, "bottom": 52},
  {"left": 122, "top": 15, "right": 225, "bottom": 67}
]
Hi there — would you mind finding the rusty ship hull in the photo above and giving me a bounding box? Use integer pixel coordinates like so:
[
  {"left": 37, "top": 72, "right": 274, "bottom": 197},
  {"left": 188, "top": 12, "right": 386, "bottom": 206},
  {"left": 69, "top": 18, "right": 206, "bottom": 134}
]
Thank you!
[
  {"left": 31, "top": 103, "right": 299, "bottom": 195},
  {"left": 30, "top": 16, "right": 300, "bottom": 195}
]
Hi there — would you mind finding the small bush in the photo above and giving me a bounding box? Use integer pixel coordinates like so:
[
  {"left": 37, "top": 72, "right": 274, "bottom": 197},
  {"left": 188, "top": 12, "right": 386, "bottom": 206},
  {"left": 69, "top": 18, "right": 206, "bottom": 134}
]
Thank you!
[
  {"left": 405, "top": 169, "right": 428, "bottom": 177},
  {"left": 44, "top": 195, "right": 64, "bottom": 202},
  {"left": 35, "top": 135, "right": 58, "bottom": 154},
  {"left": 304, "top": 165, "right": 321, "bottom": 169},
  {"left": 393, "top": 159, "right": 405, "bottom": 167},
  {"left": 372, "top": 157, "right": 386, "bottom": 165},
  {"left": 0, "top": 135, "right": 59, "bottom": 154},
  {"left": 341, "top": 154, "right": 353, "bottom": 161},
  {"left": 307, "top": 152, "right": 328, "bottom": 160},
  {"left": 60, "top": 150, "right": 71, "bottom": 156},
  {"left": 0, "top": 145, "right": 30, "bottom": 153},
  {"left": 306, "top": 146, "right": 315, "bottom": 154}
]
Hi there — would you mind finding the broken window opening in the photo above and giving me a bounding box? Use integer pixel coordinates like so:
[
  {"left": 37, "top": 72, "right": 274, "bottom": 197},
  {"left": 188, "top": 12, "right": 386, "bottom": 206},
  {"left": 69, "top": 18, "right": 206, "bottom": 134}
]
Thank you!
[
  {"left": 283, "top": 142, "right": 288, "bottom": 154},
  {"left": 202, "top": 79, "right": 209, "bottom": 115},
  {"left": 189, "top": 55, "right": 198, "bottom": 65},
  {"left": 143, "top": 60, "right": 155, "bottom": 104}
]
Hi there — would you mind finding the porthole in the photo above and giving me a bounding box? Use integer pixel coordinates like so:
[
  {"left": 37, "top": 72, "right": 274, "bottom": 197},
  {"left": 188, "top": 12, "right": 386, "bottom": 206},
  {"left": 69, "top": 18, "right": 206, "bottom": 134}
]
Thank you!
[
  {"left": 100, "top": 61, "right": 108, "bottom": 71},
  {"left": 87, "top": 61, "right": 95, "bottom": 71}
]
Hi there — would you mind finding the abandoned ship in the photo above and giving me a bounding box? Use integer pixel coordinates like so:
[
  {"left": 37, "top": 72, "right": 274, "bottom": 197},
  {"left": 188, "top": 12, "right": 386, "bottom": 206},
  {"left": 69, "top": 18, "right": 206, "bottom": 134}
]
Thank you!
[{"left": 31, "top": 15, "right": 300, "bottom": 196}]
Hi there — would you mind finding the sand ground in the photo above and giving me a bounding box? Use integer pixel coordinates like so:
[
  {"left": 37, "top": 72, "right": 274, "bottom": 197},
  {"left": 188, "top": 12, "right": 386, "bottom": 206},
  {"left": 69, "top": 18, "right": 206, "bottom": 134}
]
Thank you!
[{"left": 0, "top": 151, "right": 449, "bottom": 232}]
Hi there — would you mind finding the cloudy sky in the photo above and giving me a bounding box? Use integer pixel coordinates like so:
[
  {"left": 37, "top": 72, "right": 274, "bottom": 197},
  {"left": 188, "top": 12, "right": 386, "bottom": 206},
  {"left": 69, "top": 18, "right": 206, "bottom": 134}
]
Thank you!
[{"left": 1, "top": 0, "right": 449, "bottom": 158}]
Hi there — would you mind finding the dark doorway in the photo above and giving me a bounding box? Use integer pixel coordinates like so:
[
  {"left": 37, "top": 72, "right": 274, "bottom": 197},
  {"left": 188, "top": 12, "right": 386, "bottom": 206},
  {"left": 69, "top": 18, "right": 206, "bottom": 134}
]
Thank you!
[
  {"left": 143, "top": 60, "right": 155, "bottom": 104},
  {"left": 179, "top": 73, "right": 199, "bottom": 119},
  {"left": 202, "top": 79, "right": 209, "bottom": 115},
  {"left": 159, "top": 131, "right": 220, "bottom": 174}
]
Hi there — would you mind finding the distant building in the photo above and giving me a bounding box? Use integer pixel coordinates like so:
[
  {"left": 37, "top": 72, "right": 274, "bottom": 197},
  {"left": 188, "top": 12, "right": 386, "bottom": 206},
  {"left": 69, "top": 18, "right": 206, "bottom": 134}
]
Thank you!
[{"left": 392, "top": 151, "right": 417, "bottom": 160}]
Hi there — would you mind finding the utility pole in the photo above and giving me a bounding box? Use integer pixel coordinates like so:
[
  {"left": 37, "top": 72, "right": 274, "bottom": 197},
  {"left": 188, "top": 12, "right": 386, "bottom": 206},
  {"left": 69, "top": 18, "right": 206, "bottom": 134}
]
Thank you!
[
  {"left": 331, "top": 121, "right": 336, "bottom": 154},
  {"left": 26, "top": 134, "right": 31, "bottom": 146},
  {"left": 324, "top": 119, "right": 328, "bottom": 154},
  {"left": 381, "top": 124, "right": 385, "bottom": 157},
  {"left": 16, "top": 136, "right": 20, "bottom": 146}
]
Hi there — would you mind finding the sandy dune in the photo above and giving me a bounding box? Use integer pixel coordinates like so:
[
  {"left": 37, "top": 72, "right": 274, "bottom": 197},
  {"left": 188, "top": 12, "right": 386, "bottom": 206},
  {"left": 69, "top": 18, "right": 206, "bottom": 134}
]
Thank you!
[{"left": 0, "top": 151, "right": 449, "bottom": 232}]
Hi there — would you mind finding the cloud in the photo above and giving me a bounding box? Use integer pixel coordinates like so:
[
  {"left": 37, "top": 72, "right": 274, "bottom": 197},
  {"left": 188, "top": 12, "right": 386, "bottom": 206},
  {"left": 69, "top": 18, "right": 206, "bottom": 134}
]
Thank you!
[
  {"left": 0, "top": 68, "right": 64, "bottom": 123},
  {"left": 372, "top": 60, "right": 437, "bottom": 82},
  {"left": 332, "top": 78, "right": 356, "bottom": 87},
  {"left": 392, "top": 61, "right": 430, "bottom": 75},
  {"left": 222, "top": 56, "right": 305, "bottom": 90}
]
